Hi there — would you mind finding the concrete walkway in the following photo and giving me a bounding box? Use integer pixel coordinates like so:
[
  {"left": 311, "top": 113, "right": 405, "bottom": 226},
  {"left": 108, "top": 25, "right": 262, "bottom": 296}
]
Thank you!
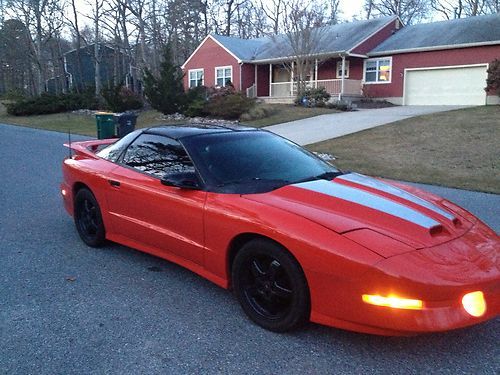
[{"left": 264, "top": 105, "right": 468, "bottom": 145}]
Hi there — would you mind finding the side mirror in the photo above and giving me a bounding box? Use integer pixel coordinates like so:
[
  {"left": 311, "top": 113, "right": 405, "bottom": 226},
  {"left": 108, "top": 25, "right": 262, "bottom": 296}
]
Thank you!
[{"left": 161, "top": 171, "right": 201, "bottom": 190}]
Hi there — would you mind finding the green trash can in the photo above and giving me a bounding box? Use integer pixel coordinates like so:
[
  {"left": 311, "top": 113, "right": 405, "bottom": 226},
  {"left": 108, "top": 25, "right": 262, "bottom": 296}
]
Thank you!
[{"left": 95, "top": 112, "right": 116, "bottom": 139}]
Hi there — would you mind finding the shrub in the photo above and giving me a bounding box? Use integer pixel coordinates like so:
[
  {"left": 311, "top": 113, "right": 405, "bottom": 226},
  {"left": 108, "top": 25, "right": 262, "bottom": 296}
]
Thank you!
[
  {"left": 204, "top": 90, "right": 255, "bottom": 120},
  {"left": 184, "top": 99, "right": 206, "bottom": 117},
  {"left": 240, "top": 105, "right": 275, "bottom": 121},
  {"left": 101, "top": 84, "right": 143, "bottom": 112},
  {"left": 6, "top": 91, "right": 98, "bottom": 116},
  {"left": 485, "top": 58, "right": 500, "bottom": 96},
  {"left": 295, "top": 87, "right": 331, "bottom": 107}
]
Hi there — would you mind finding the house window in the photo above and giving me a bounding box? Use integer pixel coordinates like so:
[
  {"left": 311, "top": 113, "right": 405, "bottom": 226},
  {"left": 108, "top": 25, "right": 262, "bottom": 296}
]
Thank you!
[
  {"left": 189, "top": 69, "right": 204, "bottom": 88},
  {"left": 215, "top": 66, "right": 232, "bottom": 87},
  {"left": 336, "top": 60, "right": 350, "bottom": 78},
  {"left": 364, "top": 58, "right": 392, "bottom": 83}
]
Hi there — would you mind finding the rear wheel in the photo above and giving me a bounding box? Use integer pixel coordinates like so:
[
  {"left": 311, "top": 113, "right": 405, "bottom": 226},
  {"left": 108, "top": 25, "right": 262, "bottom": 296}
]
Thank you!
[
  {"left": 232, "top": 239, "right": 310, "bottom": 332},
  {"left": 74, "top": 188, "right": 105, "bottom": 247}
]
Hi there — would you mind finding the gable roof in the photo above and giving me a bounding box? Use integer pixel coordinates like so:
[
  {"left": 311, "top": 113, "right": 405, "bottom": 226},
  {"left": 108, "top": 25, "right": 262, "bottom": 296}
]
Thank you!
[
  {"left": 184, "top": 16, "right": 397, "bottom": 66},
  {"left": 370, "top": 13, "right": 500, "bottom": 56}
]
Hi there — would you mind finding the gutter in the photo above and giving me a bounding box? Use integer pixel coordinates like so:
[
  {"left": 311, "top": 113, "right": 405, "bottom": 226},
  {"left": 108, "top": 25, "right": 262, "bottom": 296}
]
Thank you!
[{"left": 369, "top": 40, "right": 500, "bottom": 57}]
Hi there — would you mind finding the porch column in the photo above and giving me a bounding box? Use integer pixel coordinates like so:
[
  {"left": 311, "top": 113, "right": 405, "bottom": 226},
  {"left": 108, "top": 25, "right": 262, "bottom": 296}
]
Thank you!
[
  {"left": 254, "top": 64, "right": 258, "bottom": 97},
  {"left": 269, "top": 64, "right": 272, "bottom": 97},
  {"left": 340, "top": 54, "right": 346, "bottom": 100},
  {"left": 314, "top": 59, "right": 318, "bottom": 88},
  {"left": 290, "top": 61, "right": 294, "bottom": 96}
]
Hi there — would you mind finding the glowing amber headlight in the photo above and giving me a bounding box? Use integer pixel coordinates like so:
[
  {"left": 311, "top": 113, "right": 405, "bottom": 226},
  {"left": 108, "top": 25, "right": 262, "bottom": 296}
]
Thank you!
[
  {"left": 462, "top": 291, "right": 486, "bottom": 317},
  {"left": 362, "top": 294, "right": 423, "bottom": 310}
]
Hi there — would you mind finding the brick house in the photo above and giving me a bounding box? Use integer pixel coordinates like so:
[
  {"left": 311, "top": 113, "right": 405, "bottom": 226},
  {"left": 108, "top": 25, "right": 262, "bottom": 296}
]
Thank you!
[{"left": 182, "top": 14, "right": 500, "bottom": 106}]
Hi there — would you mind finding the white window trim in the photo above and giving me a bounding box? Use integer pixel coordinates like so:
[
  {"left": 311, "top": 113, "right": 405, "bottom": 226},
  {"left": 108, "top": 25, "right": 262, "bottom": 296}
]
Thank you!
[
  {"left": 188, "top": 68, "right": 204, "bottom": 88},
  {"left": 215, "top": 65, "right": 233, "bottom": 87},
  {"left": 363, "top": 57, "right": 392, "bottom": 84},
  {"left": 336, "top": 60, "right": 350, "bottom": 79}
]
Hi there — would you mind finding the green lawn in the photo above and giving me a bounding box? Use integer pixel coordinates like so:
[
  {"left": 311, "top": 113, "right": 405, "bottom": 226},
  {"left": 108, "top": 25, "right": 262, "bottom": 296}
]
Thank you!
[{"left": 308, "top": 106, "right": 500, "bottom": 194}]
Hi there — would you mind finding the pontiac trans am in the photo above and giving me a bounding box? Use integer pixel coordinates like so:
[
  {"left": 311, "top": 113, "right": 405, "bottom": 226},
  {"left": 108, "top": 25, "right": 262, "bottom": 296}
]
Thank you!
[{"left": 61, "top": 124, "right": 499, "bottom": 335}]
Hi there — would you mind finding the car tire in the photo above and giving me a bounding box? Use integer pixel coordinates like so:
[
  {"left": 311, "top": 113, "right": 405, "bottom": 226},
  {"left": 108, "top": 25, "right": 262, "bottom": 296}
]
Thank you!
[
  {"left": 232, "top": 239, "right": 310, "bottom": 332},
  {"left": 74, "top": 188, "right": 106, "bottom": 247}
]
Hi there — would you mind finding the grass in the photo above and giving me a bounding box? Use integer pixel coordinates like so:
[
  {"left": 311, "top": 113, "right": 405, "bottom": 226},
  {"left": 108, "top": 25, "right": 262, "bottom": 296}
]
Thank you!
[
  {"left": 241, "top": 104, "right": 339, "bottom": 127},
  {"left": 308, "top": 106, "right": 500, "bottom": 194},
  {"left": 0, "top": 102, "right": 177, "bottom": 137},
  {"left": 0, "top": 102, "right": 337, "bottom": 135}
]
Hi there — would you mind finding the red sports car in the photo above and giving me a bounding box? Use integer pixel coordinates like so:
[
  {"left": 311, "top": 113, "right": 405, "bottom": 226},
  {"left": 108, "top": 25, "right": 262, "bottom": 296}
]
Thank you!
[{"left": 61, "top": 124, "right": 499, "bottom": 335}]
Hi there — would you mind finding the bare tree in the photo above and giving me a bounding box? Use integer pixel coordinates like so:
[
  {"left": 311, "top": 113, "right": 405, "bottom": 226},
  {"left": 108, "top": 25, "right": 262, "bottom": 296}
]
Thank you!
[
  {"left": 363, "top": 0, "right": 430, "bottom": 24},
  {"left": 260, "top": 0, "right": 284, "bottom": 34},
  {"left": 431, "top": 0, "right": 498, "bottom": 18},
  {"left": 281, "top": 0, "right": 329, "bottom": 97}
]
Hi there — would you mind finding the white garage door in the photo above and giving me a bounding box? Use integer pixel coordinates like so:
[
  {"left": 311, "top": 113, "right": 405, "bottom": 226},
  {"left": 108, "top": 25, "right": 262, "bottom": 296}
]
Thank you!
[{"left": 404, "top": 65, "right": 487, "bottom": 105}]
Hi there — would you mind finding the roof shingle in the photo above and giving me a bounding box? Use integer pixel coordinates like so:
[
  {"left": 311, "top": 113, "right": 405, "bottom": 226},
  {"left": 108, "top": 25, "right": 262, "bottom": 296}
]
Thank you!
[{"left": 370, "top": 13, "right": 500, "bottom": 55}]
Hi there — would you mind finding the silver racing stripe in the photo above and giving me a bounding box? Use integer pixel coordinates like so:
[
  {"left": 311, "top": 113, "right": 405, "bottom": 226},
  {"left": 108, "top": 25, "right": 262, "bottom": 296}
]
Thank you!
[
  {"left": 293, "top": 180, "right": 440, "bottom": 229},
  {"left": 337, "top": 173, "right": 455, "bottom": 221}
]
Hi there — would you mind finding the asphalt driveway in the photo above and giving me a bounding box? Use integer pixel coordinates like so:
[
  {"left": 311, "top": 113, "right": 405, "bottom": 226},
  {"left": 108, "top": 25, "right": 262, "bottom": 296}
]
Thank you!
[
  {"left": 0, "top": 123, "right": 498, "bottom": 375},
  {"left": 265, "top": 105, "right": 468, "bottom": 145}
]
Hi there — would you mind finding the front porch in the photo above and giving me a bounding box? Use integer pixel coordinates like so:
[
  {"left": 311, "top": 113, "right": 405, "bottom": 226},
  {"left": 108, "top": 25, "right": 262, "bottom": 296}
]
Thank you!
[{"left": 245, "top": 57, "right": 364, "bottom": 101}]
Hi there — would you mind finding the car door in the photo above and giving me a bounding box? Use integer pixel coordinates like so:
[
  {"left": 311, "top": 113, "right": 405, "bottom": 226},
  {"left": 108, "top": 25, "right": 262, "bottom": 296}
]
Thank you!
[{"left": 104, "top": 133, "right": 206, "bottom": 265}]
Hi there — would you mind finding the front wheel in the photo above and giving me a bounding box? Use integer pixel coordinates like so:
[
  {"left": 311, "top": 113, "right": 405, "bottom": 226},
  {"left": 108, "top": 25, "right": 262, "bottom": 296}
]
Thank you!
[
  {"left": 74, "top": 188, "right": 106, "bottom": 247},
  {"left": 232, "top": 239, "right": 310, "bottom": 332}
]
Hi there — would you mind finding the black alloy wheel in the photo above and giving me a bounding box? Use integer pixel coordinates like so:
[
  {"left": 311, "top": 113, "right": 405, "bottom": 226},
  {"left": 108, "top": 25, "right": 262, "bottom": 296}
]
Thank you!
[
  {"left": 74, "top": 188, "right": 106, "bottom": 247},
  {"left": 232, "top": 239, "right": 310, "bottom": 332}
]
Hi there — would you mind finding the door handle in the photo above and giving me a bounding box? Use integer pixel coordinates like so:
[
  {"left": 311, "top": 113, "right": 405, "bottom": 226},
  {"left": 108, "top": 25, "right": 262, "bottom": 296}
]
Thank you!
[{"left": 108, "top": 180, "right": 121, "bottom": 187}]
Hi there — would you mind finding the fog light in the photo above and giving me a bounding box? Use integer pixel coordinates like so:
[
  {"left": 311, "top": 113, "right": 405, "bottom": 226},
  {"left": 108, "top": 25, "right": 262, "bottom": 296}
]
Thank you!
[
  {"left": 61, "top": 189, "right": 67, "bottom": 196},
  {"left": 462, "top": 291, "right": 486, "bottom": 317},
  {"left": 362, "top": 294, "right": 423, "bottom": 310}
]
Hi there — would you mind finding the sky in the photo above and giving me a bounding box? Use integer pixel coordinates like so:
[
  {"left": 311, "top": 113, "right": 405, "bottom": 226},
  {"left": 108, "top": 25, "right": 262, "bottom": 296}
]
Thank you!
[{"left": 339, "top": 0, "right": 365, "bottom": 20}]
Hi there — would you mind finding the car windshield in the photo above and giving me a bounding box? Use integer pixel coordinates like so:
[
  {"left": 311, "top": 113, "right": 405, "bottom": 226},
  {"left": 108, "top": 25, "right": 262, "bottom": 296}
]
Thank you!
[{"left": 181, "top": 131, "right": 341, "bottom": 194}]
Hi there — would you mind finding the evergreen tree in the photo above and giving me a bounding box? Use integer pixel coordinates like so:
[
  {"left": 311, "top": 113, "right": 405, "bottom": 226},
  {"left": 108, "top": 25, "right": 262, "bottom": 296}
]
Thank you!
[{"left": 143, "top": 45, "right": 186, "bottom": 114}]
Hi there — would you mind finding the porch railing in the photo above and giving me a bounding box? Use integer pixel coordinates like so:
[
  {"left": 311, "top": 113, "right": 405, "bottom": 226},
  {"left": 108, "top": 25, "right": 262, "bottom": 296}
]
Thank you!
[
  {"left": 246, "top": 84, "right": 257, "bottom": 98},
  {"left": 269, "top": 79, "right": 362, "bottom": 98}
]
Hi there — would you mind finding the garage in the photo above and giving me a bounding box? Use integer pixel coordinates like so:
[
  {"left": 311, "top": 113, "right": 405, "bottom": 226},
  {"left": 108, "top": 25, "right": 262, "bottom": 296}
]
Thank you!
[{"left": 404, "top": 65, "right": 488, "bottom": 105}]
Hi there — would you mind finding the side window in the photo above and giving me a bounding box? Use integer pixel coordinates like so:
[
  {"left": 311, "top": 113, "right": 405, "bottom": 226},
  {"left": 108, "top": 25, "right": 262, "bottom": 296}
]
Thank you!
[{"left": 121, "top": 134, "right": 195, "bottom": 179}]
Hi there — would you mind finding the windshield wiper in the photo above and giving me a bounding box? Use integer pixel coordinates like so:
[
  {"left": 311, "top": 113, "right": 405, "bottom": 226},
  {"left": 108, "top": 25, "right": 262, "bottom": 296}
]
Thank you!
[
  {"left": 293, "top": 171, "right": 342, "bottom": 184},
  {"left": 217, "top": 177, "right": 290, "bottom": 188}
]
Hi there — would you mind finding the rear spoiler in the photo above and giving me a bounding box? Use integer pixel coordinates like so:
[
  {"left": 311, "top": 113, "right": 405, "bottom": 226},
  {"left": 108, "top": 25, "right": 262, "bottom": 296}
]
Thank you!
[{"left": 63, "top": 138, "right": 118, "bottom": 157}]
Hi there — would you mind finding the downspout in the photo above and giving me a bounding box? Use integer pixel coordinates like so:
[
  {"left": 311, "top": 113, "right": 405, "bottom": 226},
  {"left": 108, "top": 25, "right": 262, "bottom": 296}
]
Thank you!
[{"left": 290, "top": 61, "right": 294, "bottom": 97}]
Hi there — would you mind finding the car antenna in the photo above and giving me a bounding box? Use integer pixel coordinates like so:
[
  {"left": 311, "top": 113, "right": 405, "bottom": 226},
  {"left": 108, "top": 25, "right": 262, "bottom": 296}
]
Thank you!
[{"left": 68, "top": 128, "right": 72, "bottom": 159}]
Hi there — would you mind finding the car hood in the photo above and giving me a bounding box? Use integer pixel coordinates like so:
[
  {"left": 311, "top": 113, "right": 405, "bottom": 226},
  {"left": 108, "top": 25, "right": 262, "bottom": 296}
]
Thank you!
[{"left": 244, "top": 173, "right": 474, "bottom": 252}]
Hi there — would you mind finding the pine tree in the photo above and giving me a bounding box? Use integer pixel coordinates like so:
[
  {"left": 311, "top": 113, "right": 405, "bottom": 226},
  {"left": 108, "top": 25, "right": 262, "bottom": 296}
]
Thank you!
[{"left": 143, "top": 45, "right": 186, "bottom": 114}]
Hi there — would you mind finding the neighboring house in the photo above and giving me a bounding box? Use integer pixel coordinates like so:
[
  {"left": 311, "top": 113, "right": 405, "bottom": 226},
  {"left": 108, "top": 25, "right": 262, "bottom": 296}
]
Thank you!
[
  {"left": 182, "top": 14, "right": 500, "bottom": 106},
  {"left": 47, "top": 44, "right": 138, "bottom": 93}
]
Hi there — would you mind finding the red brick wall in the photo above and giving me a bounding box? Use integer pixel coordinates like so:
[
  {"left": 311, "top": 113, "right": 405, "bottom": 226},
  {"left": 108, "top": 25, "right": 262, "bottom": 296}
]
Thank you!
[
  {"left": 352, "top": 20, "right": 400, "bottom": 55},
  {"left": 365, "top": 45, "right": 500, "bottom": 98},
  {"left": 182, "top": 37, "right": 240, "bottom": 90}
]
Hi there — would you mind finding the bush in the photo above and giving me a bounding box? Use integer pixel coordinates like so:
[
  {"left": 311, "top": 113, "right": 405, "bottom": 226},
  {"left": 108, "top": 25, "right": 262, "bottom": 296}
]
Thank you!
[
  {"left": 101, "top": 84, "right": 143, "bottom": 112},
  {"left": 203, "top": 87, "right": 255, "bottom": 120},
  {"left": 296, "top": 87, "right": 331, "bottom": 107},
  {"left": 486, "top": 59, "right": 500, "bottom": 96},
  {"left": 240, "top": 105, "right": 275, "bottom": 121},
  {"left": 6, "top": 91, "right": 98, "bottom": 116},
  {"left": 184, "top": 99, "right": 206, "bottom": 117}
]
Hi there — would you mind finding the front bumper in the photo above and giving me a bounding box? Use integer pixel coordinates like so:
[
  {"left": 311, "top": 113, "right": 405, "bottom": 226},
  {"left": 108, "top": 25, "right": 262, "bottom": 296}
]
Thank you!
[{"left": 309, "top": 221, "right": 500, "bottom": 335}]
